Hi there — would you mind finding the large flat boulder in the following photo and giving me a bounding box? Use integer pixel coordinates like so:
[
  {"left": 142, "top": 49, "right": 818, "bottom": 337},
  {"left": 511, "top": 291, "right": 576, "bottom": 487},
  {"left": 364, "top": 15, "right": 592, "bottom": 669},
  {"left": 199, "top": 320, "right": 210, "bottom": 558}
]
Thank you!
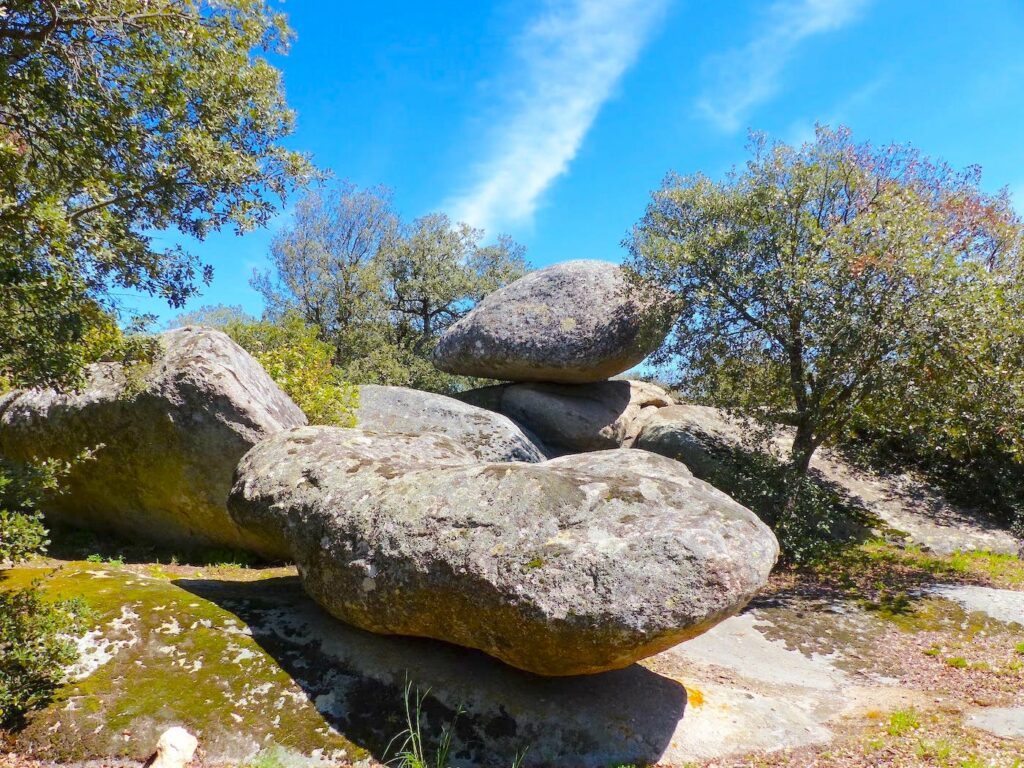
[
  {"left": 0, "top": 327, "right": 306, "bottom": 558},
  {"left": 432, "top": 260, "right": 673, "bottom": 384},
  {"left": 459, "top": 379, "right": 675, "bottom": 455},
  {"left": 355, "top": 384, "right": 547, "bottom": 462},
  {"left": 228, "top": 426, "right": 779, "bottom": 676}
]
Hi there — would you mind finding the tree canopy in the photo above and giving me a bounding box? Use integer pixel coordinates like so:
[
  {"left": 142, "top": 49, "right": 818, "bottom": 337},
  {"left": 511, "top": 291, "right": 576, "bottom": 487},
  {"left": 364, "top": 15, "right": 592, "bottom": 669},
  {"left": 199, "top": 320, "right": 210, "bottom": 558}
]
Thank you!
[
  {"left": 629, "top": 126, "right": 1024, "bottom": 484},
  {"left": 252, "top": 184, "right": 528, "bottom": 392},
  {"left": 1, "top": 0, "right": 310, "bottom": 388}
]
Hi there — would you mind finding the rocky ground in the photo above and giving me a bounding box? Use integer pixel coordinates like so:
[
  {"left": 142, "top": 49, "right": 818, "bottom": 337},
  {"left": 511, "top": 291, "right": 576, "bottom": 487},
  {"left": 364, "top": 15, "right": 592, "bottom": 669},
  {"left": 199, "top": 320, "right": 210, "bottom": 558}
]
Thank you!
[{"left": 2, "top": 530, "right": 1021, "bottom": 768}]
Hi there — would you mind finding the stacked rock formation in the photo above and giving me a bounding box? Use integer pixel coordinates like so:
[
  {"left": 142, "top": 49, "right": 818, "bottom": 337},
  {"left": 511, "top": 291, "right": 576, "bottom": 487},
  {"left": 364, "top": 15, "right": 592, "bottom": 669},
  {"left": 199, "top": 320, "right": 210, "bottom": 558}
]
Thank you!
[
  {"left": 2, "top": 261, "right": 780, "bottom": 678},
  {"left": 229, "top": 261, "right": 778, "bottom": 675}
]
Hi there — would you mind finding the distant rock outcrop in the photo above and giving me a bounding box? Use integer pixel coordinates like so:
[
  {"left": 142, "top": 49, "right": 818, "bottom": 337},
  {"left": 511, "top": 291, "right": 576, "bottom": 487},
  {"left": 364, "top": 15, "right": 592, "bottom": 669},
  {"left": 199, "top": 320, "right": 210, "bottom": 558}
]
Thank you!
[
  {"left": 432, "top": 260, "right": 673, "bottom": 384},
  {"left": 0, "top": 326, "right": 306, "bottom": 558},
  {"left": 355, "top": 384, "right": 547, "bottom": 462},
  {"left": 228, "top": 426, "right": 779, "bottom": 676}
]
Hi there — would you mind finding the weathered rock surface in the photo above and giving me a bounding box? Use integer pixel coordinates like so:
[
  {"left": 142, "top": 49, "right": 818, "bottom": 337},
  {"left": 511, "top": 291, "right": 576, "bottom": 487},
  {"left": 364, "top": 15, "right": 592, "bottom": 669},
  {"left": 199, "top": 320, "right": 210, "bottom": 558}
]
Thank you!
[
  {"left": 432, "top": 260, "right": 673, "bottom": 383},
  {"left": 0, "top": 326, "right": 306, "bottom": 558},
  {"left": 355, "top": 384, "right": 547, "bottom": 462},
  {"left": 228, "top": 426, "right": 779, "bottom": 676},
  {"left": 634, "top": 404, "right": 1021, "bottom": 556},
  {"left": 14, "top": 557, "right": 1008, "bottom": 767},
  {"left": 459, "top": 379, "right": 675, "bottom": 455}
]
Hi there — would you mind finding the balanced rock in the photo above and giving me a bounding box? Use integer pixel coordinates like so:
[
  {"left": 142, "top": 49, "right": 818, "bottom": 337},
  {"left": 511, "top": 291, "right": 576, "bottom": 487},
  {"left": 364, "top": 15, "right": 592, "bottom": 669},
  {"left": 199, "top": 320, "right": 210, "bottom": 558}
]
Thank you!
[
  {"left": 0, "top": 326, "right": 305, "bottom": 558},
  {"left": 228, "top": 426, "right": 779, "bottom": 676},
  {"left": 432, "top": 260, "right": 673, "bottom": 384},
  {"left": 459, "top": 379, "right": 675, "bottom": 455},
  {"left": 355, "top": 384, "right": 547, "bottom": 462}
]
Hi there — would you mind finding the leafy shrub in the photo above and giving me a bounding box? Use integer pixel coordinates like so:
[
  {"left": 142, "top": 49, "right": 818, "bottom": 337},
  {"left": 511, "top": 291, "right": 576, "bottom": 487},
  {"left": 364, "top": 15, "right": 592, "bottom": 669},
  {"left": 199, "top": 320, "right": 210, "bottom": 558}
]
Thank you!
[
  {"left": 0, "top": 458, "right": 64, "bottom": 564},
  {"left": 1, "top": 460, "right": 92, "bottom": 725},
  {"left": 691, "top": 442, "right": 869, "bottom": 564},
  {"left": 0, "top": 580, "right": 90, "bottom": 725}
]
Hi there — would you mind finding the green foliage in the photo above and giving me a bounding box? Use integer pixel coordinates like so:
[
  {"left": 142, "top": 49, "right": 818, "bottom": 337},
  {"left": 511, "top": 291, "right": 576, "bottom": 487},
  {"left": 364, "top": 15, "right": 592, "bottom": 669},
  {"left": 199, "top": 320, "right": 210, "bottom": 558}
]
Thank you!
[
  {"left": 252, "top": 184, "right": 529, "bottom": 394},
  {"left": 221, "top": 312, "right": 359, "bottom": 426},
  {"left": 629, "top": 125, "right": 1023, "bottom": 491},
  {"left": 0, "top": 579, "right": 90, "bottom": 725},
  {"left": 887, "top": 708, "right": 921, "bottom": 736},
  {"left": 1, "top": 0, "right": 311, "bottom": 389},
  {"left": 0, "top": 456, "right": 73, "bottom": 564},
  {"left": 693, "top": 439, "right": 866, "bottom": 562}
]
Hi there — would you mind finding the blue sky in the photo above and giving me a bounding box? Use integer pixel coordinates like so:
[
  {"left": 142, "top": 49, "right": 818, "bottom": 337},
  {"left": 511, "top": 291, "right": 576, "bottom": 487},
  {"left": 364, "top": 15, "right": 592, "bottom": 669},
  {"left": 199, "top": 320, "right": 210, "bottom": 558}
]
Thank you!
[{"left": 136, "top": 0, "right": 1024, "bottom": 324}]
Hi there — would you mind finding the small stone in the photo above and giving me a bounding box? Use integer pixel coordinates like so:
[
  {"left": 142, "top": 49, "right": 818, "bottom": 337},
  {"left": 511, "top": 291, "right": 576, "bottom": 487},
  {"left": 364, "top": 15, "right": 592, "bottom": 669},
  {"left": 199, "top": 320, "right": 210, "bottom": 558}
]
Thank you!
[{"left": 147, "top": 726, "right": 197, "bottom": 768}]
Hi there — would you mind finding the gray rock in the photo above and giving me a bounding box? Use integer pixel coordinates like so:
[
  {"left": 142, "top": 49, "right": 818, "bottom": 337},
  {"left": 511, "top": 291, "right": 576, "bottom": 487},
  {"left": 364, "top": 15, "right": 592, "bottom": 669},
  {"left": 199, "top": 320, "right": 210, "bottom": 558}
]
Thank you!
[
  {"left": 0, "top": 326, "right": 306, "bottom": 558},
  {"left": 228, "top": 426, "right": 779, "bottom": 676},
  {"left": 459, "top": 379, "right": 675, "bottom": 455},
  {"left": 966, "top": 707, "right": 1024, "bottom": 740},
  {"left": 432, "top": 260, "right": 673, "bottom": 384},
  {"left": 355, "top": 384, "right": 547, "bottom": 462},
  {"left": 632, "top": 404, "right": 737, "bottom": 479}
]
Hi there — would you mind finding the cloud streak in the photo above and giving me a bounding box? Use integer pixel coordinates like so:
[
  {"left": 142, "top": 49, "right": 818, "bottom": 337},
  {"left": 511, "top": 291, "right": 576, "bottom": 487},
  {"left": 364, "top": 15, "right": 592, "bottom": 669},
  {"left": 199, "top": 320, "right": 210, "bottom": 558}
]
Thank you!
[
  {"left": 446, "top": 0, "right": 668, "bottom": 234},
  {"left": 698, "top": 0, "right": 869, "bottom": 134}
]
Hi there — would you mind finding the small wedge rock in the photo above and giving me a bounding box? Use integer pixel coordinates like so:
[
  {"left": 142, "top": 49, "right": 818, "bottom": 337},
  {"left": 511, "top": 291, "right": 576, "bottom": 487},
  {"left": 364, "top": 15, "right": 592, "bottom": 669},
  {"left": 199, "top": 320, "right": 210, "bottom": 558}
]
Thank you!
[{"left": 355, "top": 384, "right": 547, "bottom": 462}]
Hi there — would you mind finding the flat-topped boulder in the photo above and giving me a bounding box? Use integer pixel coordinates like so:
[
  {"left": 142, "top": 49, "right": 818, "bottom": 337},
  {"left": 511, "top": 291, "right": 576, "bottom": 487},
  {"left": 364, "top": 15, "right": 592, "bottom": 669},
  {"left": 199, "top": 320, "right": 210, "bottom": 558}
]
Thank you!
[
  {"left": 459, "top": 379, "right": 675, "bottom": 455},
  {"left": 228, "top": 426, "right": 779, "bottom": 676},
  {"left": 0, "top": 326, "right": 306, "bottom": 558},
  {"left": 355, "top": 384, "right": 547, "bottom": 462},
  {"left": 432, "top": 260, "right": 673, "bottom": 384}
]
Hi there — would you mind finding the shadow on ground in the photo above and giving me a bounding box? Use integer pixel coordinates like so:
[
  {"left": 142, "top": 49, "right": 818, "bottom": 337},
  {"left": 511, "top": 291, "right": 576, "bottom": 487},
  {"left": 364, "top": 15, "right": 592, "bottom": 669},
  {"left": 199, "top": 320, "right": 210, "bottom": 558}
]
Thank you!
[{"left": 175, "top": 575, "right": 688, "bottom": 767}]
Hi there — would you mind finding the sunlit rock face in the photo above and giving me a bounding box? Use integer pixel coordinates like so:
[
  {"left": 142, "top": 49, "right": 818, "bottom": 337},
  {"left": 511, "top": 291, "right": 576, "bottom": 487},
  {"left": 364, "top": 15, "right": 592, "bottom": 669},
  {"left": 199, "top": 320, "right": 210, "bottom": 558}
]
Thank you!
[
  {"left": 228, "top": 426, "right": 779, "bottom": 676},
  {"left": 0, "top": 326, "right": 305, "bottom": 558},
  {"left": 354, "top": 384, "right": 547, "bottom": 462}
]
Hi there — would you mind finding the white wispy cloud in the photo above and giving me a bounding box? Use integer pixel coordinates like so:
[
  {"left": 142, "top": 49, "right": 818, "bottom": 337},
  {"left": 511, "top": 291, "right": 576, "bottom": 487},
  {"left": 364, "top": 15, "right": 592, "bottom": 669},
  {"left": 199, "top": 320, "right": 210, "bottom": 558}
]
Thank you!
[
  {"left": 698, "top": 0, "right": 869, "bottom": 134},
  {"left": 446, "top": 0, "right": 668, "bottom": 234}
]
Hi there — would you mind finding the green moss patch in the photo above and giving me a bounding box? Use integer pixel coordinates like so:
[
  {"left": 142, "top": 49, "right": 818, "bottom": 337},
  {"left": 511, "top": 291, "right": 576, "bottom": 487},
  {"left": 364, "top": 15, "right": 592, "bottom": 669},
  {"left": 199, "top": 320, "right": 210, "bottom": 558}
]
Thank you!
[{"left": 0, "top": 563, "right": 364, "bottom": 765}]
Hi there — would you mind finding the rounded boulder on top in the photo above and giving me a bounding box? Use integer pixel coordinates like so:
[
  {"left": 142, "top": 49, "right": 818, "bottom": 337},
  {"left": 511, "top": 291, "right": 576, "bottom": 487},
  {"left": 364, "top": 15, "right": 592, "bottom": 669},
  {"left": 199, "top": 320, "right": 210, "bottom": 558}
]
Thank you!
[{"left": 431, "top": 260, "right": 674, "bottom": 384}]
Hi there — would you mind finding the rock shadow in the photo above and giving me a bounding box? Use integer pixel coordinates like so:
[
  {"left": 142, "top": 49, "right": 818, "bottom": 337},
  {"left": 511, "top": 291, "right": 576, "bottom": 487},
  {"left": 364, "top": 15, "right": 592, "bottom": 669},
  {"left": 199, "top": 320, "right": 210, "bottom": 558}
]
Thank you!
[{"left": 174, "top": 575, "right": 687, "bottom": 768}]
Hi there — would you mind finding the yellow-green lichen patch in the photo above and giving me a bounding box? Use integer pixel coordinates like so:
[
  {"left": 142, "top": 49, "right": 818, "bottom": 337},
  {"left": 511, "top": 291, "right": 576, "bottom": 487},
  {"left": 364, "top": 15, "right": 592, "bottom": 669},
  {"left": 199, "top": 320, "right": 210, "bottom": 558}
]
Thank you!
[{"left": 1, "top": 563, "right": 365, "bottom": 765}]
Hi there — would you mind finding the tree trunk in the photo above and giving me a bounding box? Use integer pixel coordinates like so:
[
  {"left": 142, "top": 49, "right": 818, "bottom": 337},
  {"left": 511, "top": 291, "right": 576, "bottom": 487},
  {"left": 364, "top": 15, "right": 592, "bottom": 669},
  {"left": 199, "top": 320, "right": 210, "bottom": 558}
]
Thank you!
[{"left": 790, "top": 423, "right": 817, "bottom": 478}]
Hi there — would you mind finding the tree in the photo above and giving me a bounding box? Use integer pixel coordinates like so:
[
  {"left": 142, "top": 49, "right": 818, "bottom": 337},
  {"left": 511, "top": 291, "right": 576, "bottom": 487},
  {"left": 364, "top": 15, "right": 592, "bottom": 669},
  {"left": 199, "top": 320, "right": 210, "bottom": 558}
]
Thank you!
[
  {"left": 252, "top": 184, "right": 529, "bottom": 392},
  {"left": 628, "top": 126, "right": 1022, "bottom": 490},
  {"left": 1, "top": 0, "right": 311, "bottom": 389},
  {"left": 251, "top": 183, "right": 397, "bottom": 363},
  {"left": 382, "top": 214, "right": 528, "bottom": 354}
]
